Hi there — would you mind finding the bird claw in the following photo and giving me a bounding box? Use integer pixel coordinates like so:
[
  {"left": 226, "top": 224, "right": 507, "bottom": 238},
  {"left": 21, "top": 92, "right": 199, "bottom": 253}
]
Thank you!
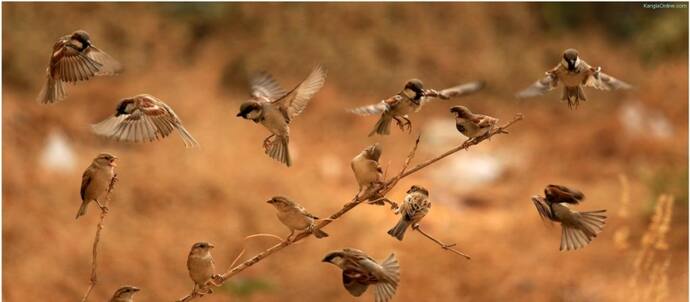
[
  {"left": 262, "top": 135, "right": 275, "bottom": 150},
  {"left": 394, "top": 116, "right": 412, "bottom": 133},
  {"left": 442, "top": 243, "right": 457, "bottom": 249}
]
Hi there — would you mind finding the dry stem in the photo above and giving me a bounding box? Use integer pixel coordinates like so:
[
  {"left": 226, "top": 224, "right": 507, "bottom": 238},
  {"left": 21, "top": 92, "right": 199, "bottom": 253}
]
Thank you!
[
  {"left": 414, "top": 224, "right": 471, "bottom": 259},
  {"left": 176, "top": 114, "right": 523, "bottom": 301},
  {"left": 80, "top": 175, "right": 118, "bottom": 302}
]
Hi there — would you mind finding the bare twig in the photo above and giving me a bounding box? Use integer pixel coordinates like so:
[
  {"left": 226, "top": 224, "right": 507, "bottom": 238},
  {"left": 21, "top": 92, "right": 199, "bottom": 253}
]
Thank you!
[
  {"left": 80, "top": 175, "right": 118, "bottom": 302},
  {"left": 176, "top": 114, "right": 523, "bottom": 301},
  {"left": 413, "top": 224, "right": 471, "bottom": 260}
]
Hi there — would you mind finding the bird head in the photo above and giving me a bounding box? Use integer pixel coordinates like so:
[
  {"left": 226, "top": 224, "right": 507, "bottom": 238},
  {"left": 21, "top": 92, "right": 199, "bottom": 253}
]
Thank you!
[
  {"left": 404, "top": 79, "right": 425, "bottom": 103},
  {"left": 365, "top": 143, "right": 382, "bottom": 161},
  {"left": 190, "top": 242, "right": 215, "bottom": 255},
  {"left": 562, "top": 48, "right": 580, "bottom": 71},
  {"left": 112, "top": 286, "right": 140, "bottom": 300},
  {"left": 236, "top": 102, "right": 262, "bottom": 119},
  {"left": 407, "top": 185, "right": 429, "bottom": 197},
  {"left": 450, "top": 105, "right": 472, "bottom": 118},
  {"left": 322, "top": 250, "right": 346, "bottom": 267},
  {"left": 266, "top": 196, "right": 293, "bottom": 210},
  {"left": 94, "top": 153, "right": 118, "bottom": 167},
  {"left": 71, "top": 30, "right": 92, "bottom": 48}
]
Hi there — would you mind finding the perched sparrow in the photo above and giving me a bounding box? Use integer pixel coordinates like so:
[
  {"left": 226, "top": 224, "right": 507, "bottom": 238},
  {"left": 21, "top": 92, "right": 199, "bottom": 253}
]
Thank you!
[
  {"left": 350, "top": 79, "right": 484, "bottom": 136},
  {"left": 516, "top": 48, "right": 632, "bottom": 108},
  {"left": 91, "top": 94, "right": 199, "bottom": 148},
  {"left": 387, "top": 185, "right": 431, "bottom": 241},
  {"left": 351, "top": 143, "right": 384, "bottom": 200},
  {"left": 187, "top": 242, "right": 219, "bottom": 294},
  {"left": 236, "top": 65, "right": 327, "bottom": 166},
  {"left": 449, "top": 105, "right": 499, "bottom": 143},
  {"left": 322, "top": 248, "right": 400, "bottom": 302},
  {"left": 37, "top": 30, "right": 122, "bottom": 104},
  {"left": 76, "top": 153, "right": 117, "bottom": 219},
  {"left": 266, "top": 196, "right": 328, "bottom": 241},
  {"left": 531, "top": 184, "right": 607, "bottom": 251},
  {"left": 109, "top": 286, "right": 140, "bottom": 302}
]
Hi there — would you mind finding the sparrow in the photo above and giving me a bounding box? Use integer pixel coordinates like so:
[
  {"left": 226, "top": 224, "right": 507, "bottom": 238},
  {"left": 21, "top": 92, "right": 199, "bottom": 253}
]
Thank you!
[
  {"left": 516, "top": 48, "right": 632, "bottom": 108},
  {"left": 236, "top": 65, "right": 327, "bottom": 167},
  {"left": 91, "top": 94, "right": 199, "bottom": 148},
  {"left": 37, "top": 30, "right": 122, "bottom": 104},
  {"left": 531, "top": 184, "right": 608, "bottom": 251},
  {"left": 322, "top": 248, "right": 400, "bottom": 302},
  {"left": 76, "top": 153, "right": 117, "bottom": 219},
  {"left": 109, "top": 286, "right": 140, "bottom": 302},
  {"left": 387, "top": 185, "right": 431, "bottom": 241},
  {"left": 449, "top": 105, "right": 499, "bottom": 144},
  {"left": 349, "top": 79, "right": 484, "bottom": 136},
  {"left": 187, "top": 242, "right": 219, "bottom": 294},
  {"left": 351, "top": 143, "right": 384, "bottom": 201},
  {"left": 266, "top": 196, "right": 328, "bottom": 241}
]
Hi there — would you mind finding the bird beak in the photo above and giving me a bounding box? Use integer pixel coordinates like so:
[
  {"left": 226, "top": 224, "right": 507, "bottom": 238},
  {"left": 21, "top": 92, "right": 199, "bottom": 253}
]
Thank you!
[
  {"left": 236, "top": 112, "right": 243, "bottom": 117},
  {"left": 266, "top": 199, "right": 274, "bottom": 204},
  {"left": 208, "top": 243, "right": 215, "bottom": 249},
  {"left": 131, "top": 287, "right": 140, "bottom": 292},
  {"left": 109, "top": 158, "right": 118, "bottom": 167}
]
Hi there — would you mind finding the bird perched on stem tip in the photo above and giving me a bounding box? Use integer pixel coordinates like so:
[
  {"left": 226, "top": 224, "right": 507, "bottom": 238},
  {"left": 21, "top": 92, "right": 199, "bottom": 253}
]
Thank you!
[{"left": 76, "top": 153, "right": 117, "bottom": 219}]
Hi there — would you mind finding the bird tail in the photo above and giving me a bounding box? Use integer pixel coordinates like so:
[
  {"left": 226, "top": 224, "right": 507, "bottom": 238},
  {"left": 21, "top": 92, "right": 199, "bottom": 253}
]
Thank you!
[
  {"left": 312, "top": 228, "right": 329, "bottom": 239},
  {"left": 374, "top": 253, "right": 400, "bottom": 302},
  {"left": 560, "top": 210, "right": 607, "bottom": 251},
  {"left": 75, "top": 202, "right": 88, "bottom": 219},
  {"left": 265, "top": 135, "right": 291, "bottom": 167},
  {"left": 387, "top": 218, "right": 411, "bottom": 241},
  {"left": 369, "top": 116, "right": 391, "bottom": 136},
  {"left": 37, "top": 73, "right": 66, "bottom": 104},
  {"left": 176, "top": 124, "right": 200, "bottom": 148},
  {"left": 562, "top": 86, "right": 586, "bottom": 109}
]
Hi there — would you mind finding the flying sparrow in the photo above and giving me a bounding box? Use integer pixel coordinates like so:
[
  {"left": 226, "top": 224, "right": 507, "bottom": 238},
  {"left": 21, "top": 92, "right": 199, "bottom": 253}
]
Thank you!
[
  {"left": 37, "top": 30, "right": 122, "bottom": 104},
  {"left": 387, "top": 185, "right": 431, "bottom": 241},
  {"left": 351, "top": 143, "right": 384, "bottom": 202},
  {"left": 266, "top": 196, "right": 328, "bottom": 241},
  {"left": 350, "top": 79, "right": 484, "bottom": 136},
  {"left": 76, "top": 153, "right": 117, "bottom": 219},
  {"left": 109, "top": 286, "right": 140, "bottom": 302},
  {"left": 323, "top": 248, "right": 400, "bottom": 302},
  {"left": 187, "top": 242, "right": 220, "bottom": 294},
  {"left": 531, "top": 184, "right": 607, "bottom": 251},
  {"left": 516, "top": 48, "right": 632, "bottom": 108},
  {"left": 91, "top": 94, "right": 199, "bottom": 148},
  {"left": 236, "top": 65, "right": 327, "bottom": 167},
  {"left": 449, "top": 105, "right": 499, "bottom": 144}
]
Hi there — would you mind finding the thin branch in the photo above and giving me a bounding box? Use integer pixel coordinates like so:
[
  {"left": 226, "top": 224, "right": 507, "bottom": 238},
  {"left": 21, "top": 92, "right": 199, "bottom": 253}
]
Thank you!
[
  {"left": 413, "top": 224, "right": 471, "bottom": 260},
  {"left": 176, "top": 114, "right": 523, "bottom": 301},
  {"left": 80, "top": 175, "right": 118, "bottom": 302}
]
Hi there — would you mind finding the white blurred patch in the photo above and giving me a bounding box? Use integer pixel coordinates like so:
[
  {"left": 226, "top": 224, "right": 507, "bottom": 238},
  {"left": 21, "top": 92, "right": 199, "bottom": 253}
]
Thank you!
[
  {"left": 40, "top": 131, "right": 76, "bottom": 172},
  {"left": 319, "top": 154, "right": 342, "bottom": 180},
  {"left": 423, "top": 118, "right": 463, "bottom": 148},
  {"left": 619, "top": 101, "right": 673, "bottom": 139},
  {"left": 430, "top": 153, "right": 504, "bottom": 189}
]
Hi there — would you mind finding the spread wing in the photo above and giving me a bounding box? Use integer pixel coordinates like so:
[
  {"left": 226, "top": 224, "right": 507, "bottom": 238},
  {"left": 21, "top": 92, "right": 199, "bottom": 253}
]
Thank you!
[
  {"left": 80, "top": 168, "right": 92, "bottom": 201},
  {"left": 52, "top": 44, "right": 103, "bottom": 83},
  {"left": 516, "top": 66, "right": 561, "bottom": 98},
  {"left": 84, "top": 45, "right": 122, "bottom": 76},
  {"left": 585, "top": 68, "right": 633, "bottom": 91},
  {"left": 425, "top": 81, "right": 485, "bottom": 102},
  {"left": 91, "top": 95, "right": 199, "bottom": 148},
  {"left": 349, "top": 95, "right": 401, "bottom": 116},
  {"left": 531, "top": 196, "right": 554, "bottom": 222},
  {"left": 250, "top": 72, "right": 287, "bottom": 101},
  {"left": 273, "top": 65, "right": 327, "bottom": 120}
]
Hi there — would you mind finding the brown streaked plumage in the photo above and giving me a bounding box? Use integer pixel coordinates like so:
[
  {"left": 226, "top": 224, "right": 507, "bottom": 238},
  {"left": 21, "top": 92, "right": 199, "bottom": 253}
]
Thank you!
[
  {"left": 236, "top": 65, "right": 327, "bottom": 167},
  {"left": 323, "top": 248, "right": 400, "bottom": 302},
  {"left": 516, "top": 48, "right": 632, "bottom": 109},
  {"left": 91, "top": 94, "right": 199, "bottom": 148},
  {"left": 266, "top": 196, "right": 328, "bottom": 241},
  {"left": 531, "top": 184, "right": 607, "bottom": 251},
  {"left": 186, "top": 242, "right": 218, "bottom": 294},
  {"left": 350, "top": 79, "right": 484, "bottom": 136},
  {"left": 450, "top": 105, "right": 499, "bottom": 142},
  {"left": 37, "top": 30, "right": 122, "bottom": 104},
  {"left": 351, "top": 143, "right": 384, "bottom": 201},
  {"left": 77, "top": 153, "right": 117, "bottom": 219},
  {"left": 109, "top": 286, "right": 140, "bottom": 302},
  {"left": 387, "top": 185, "right": 431, "bottom": 241}
]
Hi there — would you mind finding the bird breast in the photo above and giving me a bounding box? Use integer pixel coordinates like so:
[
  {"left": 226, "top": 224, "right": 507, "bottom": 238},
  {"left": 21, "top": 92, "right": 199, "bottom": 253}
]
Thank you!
[
  {"left": 188, "top": 254, "right": 215, "bottom": 285},
  {"left": 276, "top": 209, "right": 312, "bottom": 230},
  {"left": 351, "top": 157, "right": 380, "bottom": 185}
]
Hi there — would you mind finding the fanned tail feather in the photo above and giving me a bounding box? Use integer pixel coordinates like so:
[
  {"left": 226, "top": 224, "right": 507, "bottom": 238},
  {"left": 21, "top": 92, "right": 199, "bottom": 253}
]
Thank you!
[
  {"left": 37, "top": 75, "right": 66, "bottom": 104},
  {"left": 369, "top": 116, "right": 391, "bottom": 136},
  {"left": 374, "top": 253, "right": 400, "bottom": 302},
  {"left": 265, "top": 136, "right": 291, "bottom": 167},
  {"left": 176, "top": 124, "right": 199, "bottom": 148},
  {"left": 560, "top": 210, "right": 607, "bottom": 251}
]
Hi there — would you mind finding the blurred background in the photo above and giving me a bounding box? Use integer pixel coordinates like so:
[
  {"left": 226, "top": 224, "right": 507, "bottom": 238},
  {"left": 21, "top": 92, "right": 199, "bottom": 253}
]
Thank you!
[{"left": 3, "top": 3, "right": 688, "bottom": 302}]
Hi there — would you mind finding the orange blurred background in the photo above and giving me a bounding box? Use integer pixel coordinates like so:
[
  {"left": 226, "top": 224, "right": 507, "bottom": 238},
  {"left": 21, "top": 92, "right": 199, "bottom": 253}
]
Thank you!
[{"left": 3, "top": 3, "right": 688, "bottom": 301}]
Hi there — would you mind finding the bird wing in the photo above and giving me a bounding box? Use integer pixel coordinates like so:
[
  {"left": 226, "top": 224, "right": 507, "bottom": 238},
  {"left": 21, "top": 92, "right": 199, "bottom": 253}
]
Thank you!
[
  {"left": 424, "top": 81, "right": 485, "bottom": 102},
  {"left": 250, "top": 72, "right": 287, "bottom": 101},
  {"left": 272, "top": 65, "right": 327, "bottom": 120},
  {"left": 295, "top": 204, "right": 319, "bottom": 220},
  {"left": 531, "top": 195, "right": 554, "bottom": 222},
  {"left": 516, "top": 66, "right": 560, "bottom": 98},
  {"left": 348, "top": 97, "right": 395, "bottom": 116},
  {"left": 546, "top": 184, "right": 584, "bottom": 204},
  {"left": 476, "top": 114, "right": 499, "bottom": 128},
  {"left": 584, "top": 67, "right": 633, "bottom": 91},
  {"left": 80, "top": 168, "right": 93, "bottom": 201},
  {"left": 91, "top": 94, "right": 199, "bottom": 147},
  {"left": 342, "top": 269, "right": 369, "bottom": 297},
  {"left": 52, "top": 44, "right": 103, "bottom": 83},
  {"left": 84, "top": 45, "right": 122, "bottom": 76}
]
